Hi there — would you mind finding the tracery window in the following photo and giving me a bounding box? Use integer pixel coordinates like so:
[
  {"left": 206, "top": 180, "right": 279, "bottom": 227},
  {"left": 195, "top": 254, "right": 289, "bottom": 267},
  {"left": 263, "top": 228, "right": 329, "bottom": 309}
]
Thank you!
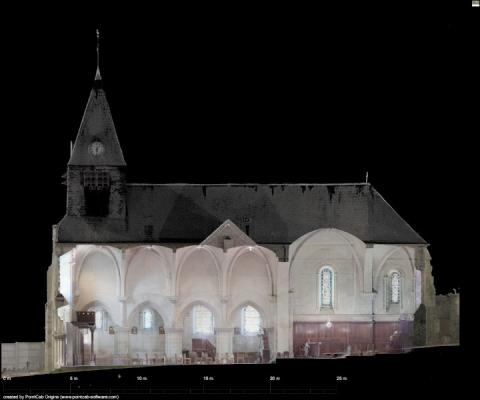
[
  {"left": 242, "top": 306, "right": 261, "bottom": 335},
  {"left": 193, "top": 305, "right": 213, "bottom": 335},
  {"left": 319, "top": 266, "right": 334, "bottom": 308},
  {"left": 390, "top": 272, "right": 401, "bottom": 304}
]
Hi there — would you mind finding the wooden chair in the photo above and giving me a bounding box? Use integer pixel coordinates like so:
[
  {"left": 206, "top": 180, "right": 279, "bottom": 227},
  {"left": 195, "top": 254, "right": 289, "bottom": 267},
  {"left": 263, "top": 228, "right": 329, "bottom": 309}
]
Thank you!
[
  {"left": 150, "top": 353, "right": 157, "bottom": 365},
  {"left": 202, "top": 352, "right": 213, "bottom": 364},
  {"left": 190, "top": 352, "right": 198, "bottom": 364},
  {"left": 222, "top": 353, "right": 230, "bottom": 364},
  {"left": 132, "top": 353, "right": 141, "bottom": 365},
  {"left": 236, "top": 352, "right": 245, "bottom": 363},
  {"left": 183, "top": 354, "right": 191, "bottom": 365}
]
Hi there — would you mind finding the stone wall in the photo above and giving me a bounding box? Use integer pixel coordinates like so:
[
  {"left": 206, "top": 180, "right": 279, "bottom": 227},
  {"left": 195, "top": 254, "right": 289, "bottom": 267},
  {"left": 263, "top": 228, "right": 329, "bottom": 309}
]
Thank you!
[
  {"left": 435, "top": 293, "right": 460, "bottom": 345},
  {"left": 1, "top": 342, "right": 44, "bottom": 372}
]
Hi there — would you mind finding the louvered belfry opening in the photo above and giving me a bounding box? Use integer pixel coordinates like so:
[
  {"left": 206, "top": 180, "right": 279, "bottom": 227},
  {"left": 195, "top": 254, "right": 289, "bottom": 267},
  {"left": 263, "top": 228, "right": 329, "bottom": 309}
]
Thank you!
[{"left": 83, "top": 169, "right": 110, "bottom": 217}]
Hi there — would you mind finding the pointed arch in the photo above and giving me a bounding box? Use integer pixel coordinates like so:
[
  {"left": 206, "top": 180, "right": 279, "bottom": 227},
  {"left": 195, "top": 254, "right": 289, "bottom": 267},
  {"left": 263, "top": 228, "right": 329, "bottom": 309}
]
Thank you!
[
  {"left": 289, "top": 228, "right": 363, "bottom": 291},
  {"left": 175, "top": 246, "right": 222, "bottom": 296},
  {"left": 124, "top": 245, "right": 172, "bottom": 296},
  {"left": 375, "top": 246, "right": 415, "bottom": 286},
  {"left": 175, "top": 300, "right": 221, "bottom": 328},
  {"left": 126, "top": 300, "right": 166, "bottom": 327},
  {"left": 226, "top": 246, "right": 274, "bottom": 296},
  {"left": 228, "top": 300, "right": 268, "bottom": 328},
  {"left": 75, "top": 245, "right": 122, "bottom": 297},
  {"left": 80, "top": 300, "right": 117, "bottom": 327}
]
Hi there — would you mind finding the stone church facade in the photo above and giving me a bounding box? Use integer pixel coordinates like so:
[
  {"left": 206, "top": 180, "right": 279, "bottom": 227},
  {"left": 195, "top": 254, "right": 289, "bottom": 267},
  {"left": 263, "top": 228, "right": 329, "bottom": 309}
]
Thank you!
[{"left": 34, "top": 63, "right": 457, "bottom": 372}]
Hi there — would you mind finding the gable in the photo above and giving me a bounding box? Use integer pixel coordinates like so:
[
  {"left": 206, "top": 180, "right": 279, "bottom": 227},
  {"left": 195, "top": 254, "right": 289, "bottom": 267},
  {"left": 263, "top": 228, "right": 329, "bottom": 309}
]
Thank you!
[{"left": 200, "top": 219, "right": 256, "bottom": 250}]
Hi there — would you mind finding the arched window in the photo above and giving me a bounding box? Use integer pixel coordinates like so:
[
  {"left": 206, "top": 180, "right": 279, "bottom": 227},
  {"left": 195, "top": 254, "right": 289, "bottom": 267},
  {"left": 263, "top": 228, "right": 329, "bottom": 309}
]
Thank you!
[
  {"left": 193, "top": 305, "right": 214, "bottom": 335},
  {"left": 91, "top": 309, "right": 110, "bottom": 331},
  {"left": 390, "top": 272, "right": 401, "bottom": 304},
  {"left": 140, "top": 309, "right": 154, "bottom": 329},
  {"left": 242, "top": 306, "right": 261, "bottom": 335},
  {"left": 319, "top": 266, "right": 334, "bottom": 308},
  {"left": 95, "top": 310, "right": 104, "bottom": 330}
]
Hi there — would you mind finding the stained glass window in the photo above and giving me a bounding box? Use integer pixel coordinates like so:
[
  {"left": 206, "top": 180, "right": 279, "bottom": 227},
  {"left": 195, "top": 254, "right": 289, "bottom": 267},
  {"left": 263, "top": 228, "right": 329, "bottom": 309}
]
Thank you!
[
  {"left": 242, "top": 306, "right": 261, "bottom": 334},
  {"left": 319, "top": 266, "right": 334, "bottom": 308},
  {"left": 141, "top": 309, "right": 154, "bottom": 329},
  {"left": 193, "top": 305, "right": 213, "bottom": 335},
  {"left": 391, "top": 272, "right": 400, "bottom": 304}
]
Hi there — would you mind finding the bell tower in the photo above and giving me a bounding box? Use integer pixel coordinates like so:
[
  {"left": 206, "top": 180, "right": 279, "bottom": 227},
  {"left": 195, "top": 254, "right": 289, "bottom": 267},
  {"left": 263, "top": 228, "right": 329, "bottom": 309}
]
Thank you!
[{"left": 66, "top": 30, "right": 127, "bottom": 220}]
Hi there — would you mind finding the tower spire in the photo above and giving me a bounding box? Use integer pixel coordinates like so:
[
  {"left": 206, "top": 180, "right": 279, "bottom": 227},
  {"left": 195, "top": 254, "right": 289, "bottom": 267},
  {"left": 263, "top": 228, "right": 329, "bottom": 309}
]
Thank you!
[{"left": 95, "top": 29, "right": 102, "bottom": 81}]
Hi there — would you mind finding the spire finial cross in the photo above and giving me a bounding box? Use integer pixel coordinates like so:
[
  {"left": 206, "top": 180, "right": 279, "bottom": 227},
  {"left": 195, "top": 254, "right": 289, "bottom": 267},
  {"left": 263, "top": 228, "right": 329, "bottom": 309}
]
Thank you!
[{"left": 95, "top": 29, "right": 102, "bottom": 81}]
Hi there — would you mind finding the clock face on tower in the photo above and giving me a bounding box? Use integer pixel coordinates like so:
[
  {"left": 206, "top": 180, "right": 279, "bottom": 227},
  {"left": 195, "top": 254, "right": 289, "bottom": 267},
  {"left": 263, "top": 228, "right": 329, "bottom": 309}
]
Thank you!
[{"left": 88, "top": 141, "right": 105, "bottom": 156}]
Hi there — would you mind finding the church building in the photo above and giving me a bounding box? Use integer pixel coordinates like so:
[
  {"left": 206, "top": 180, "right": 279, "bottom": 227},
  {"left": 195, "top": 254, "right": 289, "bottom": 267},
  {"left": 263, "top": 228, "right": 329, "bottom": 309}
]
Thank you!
[{"left": 37, "top": 39, "right": 457, "bottom": 372}]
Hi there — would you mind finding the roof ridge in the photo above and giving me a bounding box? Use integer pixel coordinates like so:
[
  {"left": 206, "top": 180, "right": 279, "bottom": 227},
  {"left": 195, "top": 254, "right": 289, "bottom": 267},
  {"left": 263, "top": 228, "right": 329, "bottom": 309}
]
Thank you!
[{"left": 126, "top": 182, "right": 372, "bottom": 186}]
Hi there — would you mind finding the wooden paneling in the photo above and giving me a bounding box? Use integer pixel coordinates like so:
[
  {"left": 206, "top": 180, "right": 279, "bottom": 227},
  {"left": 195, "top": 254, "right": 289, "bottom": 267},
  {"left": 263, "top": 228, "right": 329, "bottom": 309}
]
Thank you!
[
  {"left": 293, "top": 321, "right": 413, "bottom": 356},
  {"left": 192, "top": 338, "right": 216, "bottom": 358}
]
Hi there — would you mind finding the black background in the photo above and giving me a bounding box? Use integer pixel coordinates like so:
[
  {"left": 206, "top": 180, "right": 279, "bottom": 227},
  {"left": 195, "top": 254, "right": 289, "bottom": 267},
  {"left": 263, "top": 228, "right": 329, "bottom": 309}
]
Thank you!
[{"left": 0, "top": 4, "right": 475, "bottom": 390}]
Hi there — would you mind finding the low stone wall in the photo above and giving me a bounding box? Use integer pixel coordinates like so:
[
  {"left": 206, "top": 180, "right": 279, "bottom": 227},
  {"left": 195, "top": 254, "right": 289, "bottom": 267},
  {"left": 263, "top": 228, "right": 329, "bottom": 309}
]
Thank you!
[
  {"left": 1, "top": 342, "right": 45, "bottom": 372},
  {"left": 435, "top": 293, "right": 460, "bottom": 345}
]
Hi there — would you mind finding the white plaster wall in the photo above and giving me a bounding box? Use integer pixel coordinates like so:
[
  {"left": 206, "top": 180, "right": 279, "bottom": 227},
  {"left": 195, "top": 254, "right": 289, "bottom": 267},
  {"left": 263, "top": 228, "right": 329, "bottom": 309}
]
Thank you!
[
  {"left": 124, "top": 247, "right": 173, "bottom": 328},
  {"left": 229, "top": 251, "right": 272, "bottom": 323},
  {"left": 75, "top": 250, "right": 120, "bottom": 324},
  {"left": 178, "top": 249, "right": 220, "bottom": 297},
  {"left": 126, "top": 307, "right": 166, "bottom": 358},
  {"left": 174, "top": 246, "right": 223, "bottom": 340},
  {"left": 231, "top": 310, "right": 263, "bottom": 353},
  {"left": 129, "top": 332, "right": 165, "bottom": 359},
  {"left": 290, "top": 229, "right": 364, "bottom": 316},
  {"left": 94, "top": 330, "right": 115, "bottom": 364},
  {"left": 126, "top": 248, "right": 169, "bottom": 300},
  {"left": 373, "top": 245, "right": 416, "bottom": 315},
  {"left": 181, "top": 310, "right": 216, "bottom": 353},
  {"left": 59, "top": 251, "right": 74, "bottom": 304}
]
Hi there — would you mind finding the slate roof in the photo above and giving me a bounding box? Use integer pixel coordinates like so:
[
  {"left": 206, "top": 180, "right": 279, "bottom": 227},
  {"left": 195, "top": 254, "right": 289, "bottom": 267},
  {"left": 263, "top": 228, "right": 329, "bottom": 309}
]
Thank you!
[
  {"left": 68, "top": 79, "right": 126, "bottom": 167},
  {"left": 57, "top": 183, "right": 427, "bottom": 245}
]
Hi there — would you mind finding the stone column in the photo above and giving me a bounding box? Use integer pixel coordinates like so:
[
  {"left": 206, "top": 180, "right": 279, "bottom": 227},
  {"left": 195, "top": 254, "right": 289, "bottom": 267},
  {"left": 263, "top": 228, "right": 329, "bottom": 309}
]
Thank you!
[
  {"left": 54, "top": 340, "right": 59, "bottom": 368},
  {"left": 276, "top": 261, "right": 290, "bottom": 356},
  {"left": 119, "top": 296, "right": 127, "bottom": 326},
  {"left": 215, "top": 328, "right": 234, "bottom": 359},
  {"left": 89, "top": 327, "right": 95, "bottom": 365},
  {"left": 60, "top": 338, "right": 65, "bottom": 367},
  {"left": 165, "top": 328, "right": 183, "bottom": 358},
  {"left": 113, "top": 327, "right": 130, "bottom": 365},
  {"left": 364, "top": 244, "right": 374, "bottom": 293},
  {"left": 45, "top": 302, "right": 53, "bottom": 371},
  {"left": 78, "top": 327, "right": 84, "bottom": 365}
]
